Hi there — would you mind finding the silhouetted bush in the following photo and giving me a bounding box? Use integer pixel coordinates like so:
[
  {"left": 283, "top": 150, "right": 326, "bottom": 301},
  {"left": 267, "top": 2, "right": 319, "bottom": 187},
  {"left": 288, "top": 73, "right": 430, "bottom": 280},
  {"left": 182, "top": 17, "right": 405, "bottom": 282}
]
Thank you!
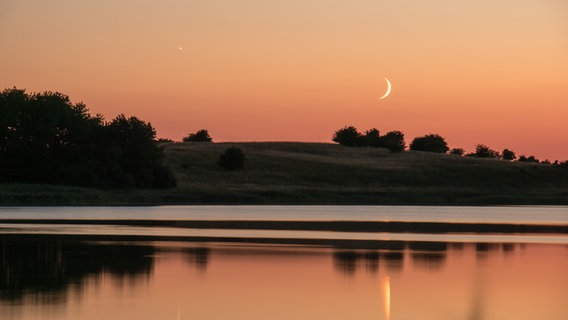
[
  {"left": 471, "top": 144, "right": 500, "bottom": 158},
  {"left": 0, "top": 88, "right": 176, "bottom": 189},
  {"left": 332, "top": 126, "right": 405, "bottom": 152},
  {"left": 364, "top": 128, "right": 381, "bottom": 147},
  {"left": 449, "top": 148, "right": 465, "bottom": 156},
  {"left": 332, "top": 126, "right": 363, "bottom": 147},
  {"left": 183, "top": 129, "right": 212, "bottom": 142},
  {"left": 379, "top": 131, "right": 406, "bottom": 153},
  {"left": 218, "top": 147, "right": 245, "bottom": 170},
  {"left": 518, "top": 155, "right": 539, "bottom": 163},
  {"left": 410, "top": 134, "right": 449, "bottom": 153},
  {"left": 502, "top": 149, "right": 516, "bottom": 161}
]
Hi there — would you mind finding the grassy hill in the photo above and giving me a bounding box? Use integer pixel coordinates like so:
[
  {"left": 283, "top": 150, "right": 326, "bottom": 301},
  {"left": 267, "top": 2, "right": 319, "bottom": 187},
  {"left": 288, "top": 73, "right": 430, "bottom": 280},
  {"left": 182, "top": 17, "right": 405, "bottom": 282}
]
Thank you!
[
  {"left": 161, "top": 142, "right": 568, "bottom": 205},
  {"left": 1, "top": 142, "right": 567, "bottom": 205}
]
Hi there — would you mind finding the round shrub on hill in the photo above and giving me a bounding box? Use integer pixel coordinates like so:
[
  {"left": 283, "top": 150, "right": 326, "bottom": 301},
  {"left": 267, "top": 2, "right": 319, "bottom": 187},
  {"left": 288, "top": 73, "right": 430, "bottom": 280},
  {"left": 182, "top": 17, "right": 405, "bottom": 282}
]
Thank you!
[
  {"left": 332, "top": 126, "right": 362, "bottom": 147},
  {"left": 471, "top": 144, "right": 500, "bottom": 159},
  {"left": 410, "top": 134, "right": 449, "bottom": 153},
  {"left": 502, "top": 148, "right": 516, "bottom": 161},
  {"left": 380, "top": 131, "right": 406, "bottom": 153},
  {"left": 218, "top": 147, "right": 245, "bottom": 170}
]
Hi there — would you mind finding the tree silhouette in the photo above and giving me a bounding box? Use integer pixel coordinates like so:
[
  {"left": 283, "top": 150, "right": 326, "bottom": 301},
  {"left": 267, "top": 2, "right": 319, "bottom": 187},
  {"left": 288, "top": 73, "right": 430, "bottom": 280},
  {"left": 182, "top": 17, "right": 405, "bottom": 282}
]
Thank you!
[
  {"left": 104, "top": 114, "right": 176, "bottom": 188},
  {"left": 364, "top": 128, "right": 381, "bottom": 147},
  {"left": 518, "top": 155, "right": 539, "bottom": 163},
  {"left": 502, "top": 149, "right": 516, "bottom": 161},
  {"left": 183, "top": 129, "right": 212, "bottom": 142},
  {"left": 379, "top": 131, "right": 405, "bottom": 153},
  {"left": 0, "top": 88, "right": 175, "bottom": 189},
  {"left": 471, "top": 144, "right": 500, "bottom": 159},
  {"left": 332, "top": 126, "right": 362, "bottom": 147},
  {"left": 410, "top": 134, "right": 449, "bottom": 153},
  {"left": 0, "top": 88, "right": 102, "bottom": 184}
]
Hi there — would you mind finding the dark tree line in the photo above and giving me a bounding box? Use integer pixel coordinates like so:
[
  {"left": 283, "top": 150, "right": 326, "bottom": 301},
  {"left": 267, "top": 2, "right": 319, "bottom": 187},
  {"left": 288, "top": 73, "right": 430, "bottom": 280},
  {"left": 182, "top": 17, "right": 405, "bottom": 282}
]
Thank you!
[
  {"left": 332, "top": 125, "right": 565, "bottom": 165},
  {"left": 464, "top": 144, "right": 544, "bottom": 163},
  {"left": 332, "top": 126, "right": 405, "bottom": 152},
  {"left": 0, "top": 88, "right": 175, "bottom": 189}
]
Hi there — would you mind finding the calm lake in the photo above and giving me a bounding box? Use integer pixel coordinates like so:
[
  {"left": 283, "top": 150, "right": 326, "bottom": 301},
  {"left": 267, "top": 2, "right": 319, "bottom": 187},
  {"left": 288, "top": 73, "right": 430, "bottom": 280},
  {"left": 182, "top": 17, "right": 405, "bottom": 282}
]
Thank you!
[{"left": 1, "top": 206, "right": 567, "bottom": 320}]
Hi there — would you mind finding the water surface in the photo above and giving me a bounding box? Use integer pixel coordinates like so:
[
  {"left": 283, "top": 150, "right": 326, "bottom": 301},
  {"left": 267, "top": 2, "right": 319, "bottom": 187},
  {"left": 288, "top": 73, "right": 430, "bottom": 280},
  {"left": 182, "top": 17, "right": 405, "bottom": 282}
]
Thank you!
[
  {"left": 1, "top": 206, "right": 567, "bottom": 319},
  {"left": 1, "top": 239, "right": 567, "bottom": 320}
]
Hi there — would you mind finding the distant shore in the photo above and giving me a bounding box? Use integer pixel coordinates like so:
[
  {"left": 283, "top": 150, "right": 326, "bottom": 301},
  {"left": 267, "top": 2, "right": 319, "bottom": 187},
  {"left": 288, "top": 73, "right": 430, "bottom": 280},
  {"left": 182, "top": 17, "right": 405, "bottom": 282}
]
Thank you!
[{"left": 1, "top": 142, "right": 567, "bottom": 206}]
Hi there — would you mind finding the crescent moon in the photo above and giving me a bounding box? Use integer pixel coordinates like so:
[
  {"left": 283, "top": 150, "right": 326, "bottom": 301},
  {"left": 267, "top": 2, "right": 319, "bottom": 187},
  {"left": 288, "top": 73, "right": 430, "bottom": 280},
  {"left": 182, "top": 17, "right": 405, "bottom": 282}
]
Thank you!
[{"left": 379, "top": 77, "right": 392, "bottom": 100}]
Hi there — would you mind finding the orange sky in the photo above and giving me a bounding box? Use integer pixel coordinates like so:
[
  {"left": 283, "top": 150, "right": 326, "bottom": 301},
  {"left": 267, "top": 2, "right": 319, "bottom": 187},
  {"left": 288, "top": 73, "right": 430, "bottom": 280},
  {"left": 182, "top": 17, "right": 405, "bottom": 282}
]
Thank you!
[{"left": 1, "top": 1, "right": 567, "bottom": 160}]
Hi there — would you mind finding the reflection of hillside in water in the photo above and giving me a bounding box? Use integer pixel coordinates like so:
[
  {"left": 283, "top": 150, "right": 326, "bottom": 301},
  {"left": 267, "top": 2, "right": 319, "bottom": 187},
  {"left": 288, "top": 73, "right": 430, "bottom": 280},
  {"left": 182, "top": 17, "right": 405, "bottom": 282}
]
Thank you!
[{"left": 0, "top": 240, "right": 155, "bottom": 303}]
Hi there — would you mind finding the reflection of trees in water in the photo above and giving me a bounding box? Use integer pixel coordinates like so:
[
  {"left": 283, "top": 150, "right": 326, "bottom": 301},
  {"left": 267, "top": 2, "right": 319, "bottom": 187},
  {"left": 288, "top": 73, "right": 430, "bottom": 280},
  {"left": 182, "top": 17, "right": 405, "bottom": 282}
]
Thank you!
[
  {"left": 333, "top": 251, "right": 359, "bottom": 275},
  {"left": 411, "top": 253, "right": 447, "bottom": 270},
  {"left": 475, "top": 243, "right": 500, "bottom": 262},
  {"left": 450, "top": 243, "right": 465, "bottom": 251},
  {"left": 381, "top": 251, "right": 404, "bottom": 273},
  {"left": 364, "top": 251, "right": 379, "bottom": 273},
  {"left": 0, "top": 240, "right": 154, "bottom": 303},
  {"left": 184, "top": 247, "right": 210, "bottom": 271},
  {"left": 333, "top": 249, "right": 405, "bottom": 275},
  {"left": 475, "top": 243, "right": 499, "bottom": 253},
  {"left": 409, "top": 242, "right": 448, "bottom": 271},
  {"left": 502, "top": 243, "right": 516, "bottom": 254},
  {"left": 333, "top": 241, "right": 454, "bottom": 275},
  {"left": 333, "top": 241, "right": 405, "bottom": 275},
  {"left": 333, "top": 250, "right": 380, "bottom": 275}
]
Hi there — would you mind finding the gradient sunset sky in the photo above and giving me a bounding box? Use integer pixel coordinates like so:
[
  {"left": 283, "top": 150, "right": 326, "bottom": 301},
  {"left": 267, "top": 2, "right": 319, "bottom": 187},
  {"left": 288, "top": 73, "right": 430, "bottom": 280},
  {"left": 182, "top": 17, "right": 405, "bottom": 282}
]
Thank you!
[{"left": 1, "top": 1, "right": 567, "bottom": 160}]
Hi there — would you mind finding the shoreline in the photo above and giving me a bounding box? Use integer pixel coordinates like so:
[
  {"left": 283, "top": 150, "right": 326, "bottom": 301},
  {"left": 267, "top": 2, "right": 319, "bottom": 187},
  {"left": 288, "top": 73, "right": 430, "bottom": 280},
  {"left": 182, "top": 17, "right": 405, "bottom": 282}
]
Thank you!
[
  {"left": 0, "top": 233, "right": 566, "bottom": 249},
  {"left": 1, "top": 186, "right": 567, "bottom": 206},
  {"left": 2, "top": 219, "right": 567, "bottom": 234}
]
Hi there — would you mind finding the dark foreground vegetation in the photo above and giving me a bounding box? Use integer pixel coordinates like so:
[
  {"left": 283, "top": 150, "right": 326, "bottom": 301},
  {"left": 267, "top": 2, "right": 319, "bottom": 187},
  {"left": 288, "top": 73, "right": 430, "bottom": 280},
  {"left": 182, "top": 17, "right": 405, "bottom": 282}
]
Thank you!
[{"left": 0, "top": 88, "right": 175, "bottom": 189}]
